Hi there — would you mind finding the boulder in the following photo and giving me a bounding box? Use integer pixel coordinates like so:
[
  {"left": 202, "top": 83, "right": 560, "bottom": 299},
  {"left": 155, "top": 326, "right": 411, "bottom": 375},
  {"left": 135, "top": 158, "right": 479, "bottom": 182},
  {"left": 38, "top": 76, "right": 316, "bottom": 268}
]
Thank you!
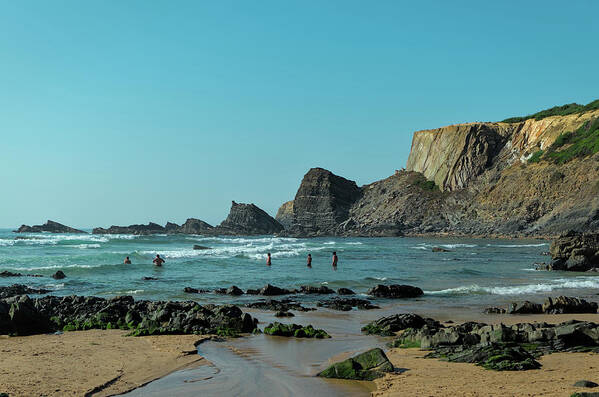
[
  {"left": 362, "top": 313, "right": 442, "bottom": 336},
  {"left": 484, "top": 307, "right": 506, "bottom": 314},
  {"left": 258, "top": 284, "right": 291, "bottom": 296},
  {"left": 274, "top": 311, "right": 294, "bottom": 317},
  {"left": 14, "top": 220, "right": 86, "bottom": 234},
  {"left": 263, "top": 322, "right": 330, "bottom": 338},
  {"left": 317, "top": 348, "right": 394, "bottom": 380},
  {"left": 226, "top": 286, "right": 244, "bottom": 296},
  {"left": 432, "top": 247, "right": 451, "bottom": 252},
  {"left": 142, "top": 277, "right": 158, "bottom": 281},
  {"left": 337, "top": 288, "right": 355, "bottom": 295},
  {"left": 542, "top": 296, "right": 598, "bottom": 314},
  {"left": 434, "top": 343, "right": 541, "bottom": 371},
  {"left": 8, "top": 295, "right": 53, "bottom": 335},
  {"left": 574, "top": 380, "right": 599, "bottom": 388},
  {"left": 367, "top": 284, "right": 423, "bottom": 299},
  {"left": 299, "top": 285, "right": 334, "bottom": 294},
  {"left": 317, "top": 298, "right": 379, "bottom": 311},
  {"left": 507, "top": 301, "right": 543, "bottom": 314},
  {"left": 193, "top": 245, "right": 211, "bottom": 250},
  {"left": 245, "top": 299, "right": 313, "bottom": 312},
  {"left": 52, "top": 271, "right": 66, "bottom": 280}
]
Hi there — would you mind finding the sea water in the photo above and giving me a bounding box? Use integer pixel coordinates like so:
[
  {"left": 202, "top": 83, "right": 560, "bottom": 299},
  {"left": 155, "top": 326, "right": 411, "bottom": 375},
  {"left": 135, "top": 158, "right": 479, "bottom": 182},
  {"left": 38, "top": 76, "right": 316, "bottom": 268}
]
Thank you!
[{"left": 1, "top": 228, "right": 598, "bottom": 313}]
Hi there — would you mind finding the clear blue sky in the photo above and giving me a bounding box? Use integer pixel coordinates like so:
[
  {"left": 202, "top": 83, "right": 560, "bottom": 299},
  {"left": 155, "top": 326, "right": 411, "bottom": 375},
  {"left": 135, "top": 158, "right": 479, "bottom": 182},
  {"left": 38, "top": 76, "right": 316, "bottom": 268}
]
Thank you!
[{"left": 1, "top": 1, "right": 597, "bottom": 228}]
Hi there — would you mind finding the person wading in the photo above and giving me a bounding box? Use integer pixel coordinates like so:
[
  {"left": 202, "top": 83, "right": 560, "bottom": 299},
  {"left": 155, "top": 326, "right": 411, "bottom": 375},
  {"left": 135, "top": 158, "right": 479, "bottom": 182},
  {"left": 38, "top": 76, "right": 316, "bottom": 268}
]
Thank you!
[
  {"left": 266, "top": 253, "right": 272, "bottom": 266},
  {"left": 307, "top": 253, "right": 312, "bottom": 268},
  {"left": 153, "top": 254, "right": 165, "bottom": 267},
  {"left": 332, "top": 251, "right": 338, "bottom": 268},
  {"left": 123, "top": 256, "right": 131, "bottom": 264}
]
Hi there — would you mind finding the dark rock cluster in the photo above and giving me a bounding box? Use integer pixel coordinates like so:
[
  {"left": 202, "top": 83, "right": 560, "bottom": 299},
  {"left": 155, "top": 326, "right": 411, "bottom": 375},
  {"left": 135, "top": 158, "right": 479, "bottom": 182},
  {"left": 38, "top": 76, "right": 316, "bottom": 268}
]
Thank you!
[
  {"left": 0, "top": 294, "right": 257, "bottom": 336},
  {"left": 317, "top": 348, "right": 394, "bottom": 380},
  {"left": 549, "top": 232, "right": 599, "bottom": 271},
  {"left": 263, "top": 322, "right": 330, "bottom": 338},
  {"left": 484, "top": 296, "right": 598, "bottom": 315}
]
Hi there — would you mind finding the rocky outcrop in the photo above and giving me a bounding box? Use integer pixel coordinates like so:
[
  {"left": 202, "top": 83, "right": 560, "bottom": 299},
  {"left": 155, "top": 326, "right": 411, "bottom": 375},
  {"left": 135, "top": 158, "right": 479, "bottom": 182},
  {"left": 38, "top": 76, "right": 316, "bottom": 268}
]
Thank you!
[
  {"left": 14, "top": 220, "right": 86, "bottom": 234},
  {"left": 178, "top": 218, "right": 214, "bottom": 234},
  {"left": 0, "top": 294, "right": 257, "bottom": 336},
  {"left": 279, "top": 108, "right": 599, "bottom": 237},
  {"left": 286, "top": 168, "right": 361, "bottom": 236},
  {"left": 263, "top": 322, "right": 330, "bottom": 338},
  {"left": 216, "top": 201, "right": 283, "bottom": 235},
  {"left": 92, "top": 222, "right": 166, "bottom": 235},
  {"left": 0, "top": 284, "right": 50, "bottom": 299},
  {"left": 549, "top": 232, "right": 599, "bottom": 271},
  {"left": 318, "top": 348, "right": 394, "bottom": 380},
  {"left": 367, "top": 284, "right": 424, "bottom": 299},
  {"left": 275, "top": 201, "right": 294, "bottom": 229}
]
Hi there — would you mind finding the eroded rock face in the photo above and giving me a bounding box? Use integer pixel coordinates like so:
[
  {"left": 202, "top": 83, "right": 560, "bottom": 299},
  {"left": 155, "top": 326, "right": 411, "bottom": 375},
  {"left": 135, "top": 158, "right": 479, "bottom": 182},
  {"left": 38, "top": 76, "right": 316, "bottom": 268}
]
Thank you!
[
  {"left": 275, "top": 201, "right": 294, "bottom": 229},
  {"left": 216, "top": 201, "right": 283, "bottom": 235},
  {"left": 14, "top": 220, "right": 86, "bottom": 234},
  {"left": 549, "top": 232, "right": 599, "bottom": 271},
  {"left": 288, "top": 168, "right": 361, "bottom": 236}
]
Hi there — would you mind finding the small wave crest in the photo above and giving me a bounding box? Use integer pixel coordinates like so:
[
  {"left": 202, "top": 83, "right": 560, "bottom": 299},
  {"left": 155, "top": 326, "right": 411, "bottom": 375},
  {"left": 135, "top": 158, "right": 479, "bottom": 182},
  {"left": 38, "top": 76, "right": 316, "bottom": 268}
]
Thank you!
[{"left": 426, "top": 278, "right": 599, "bottom": 296}]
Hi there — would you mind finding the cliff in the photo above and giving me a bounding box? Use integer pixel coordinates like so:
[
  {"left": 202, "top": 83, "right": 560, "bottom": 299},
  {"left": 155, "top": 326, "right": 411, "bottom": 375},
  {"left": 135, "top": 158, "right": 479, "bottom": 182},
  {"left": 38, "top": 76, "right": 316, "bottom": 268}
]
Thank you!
[
  {"left": 275, "top": 201, "right": 294, "bottom": 229},
  {"left": 216, "top": 201, "right": 284, "bottom": 235},
  {"left": 280, "top": 105, "right": 599, "bottom": 237}
]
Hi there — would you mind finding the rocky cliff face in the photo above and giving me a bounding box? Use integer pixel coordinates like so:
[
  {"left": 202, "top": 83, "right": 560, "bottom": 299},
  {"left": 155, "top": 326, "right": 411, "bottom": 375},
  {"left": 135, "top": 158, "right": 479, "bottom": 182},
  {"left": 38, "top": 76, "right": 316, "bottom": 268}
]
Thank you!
[
  {"left": 216, "top": 201, "right": 284, "bottom": 235},
  {"left": 178, "top": 218, "right": 214, "bottom": 234},
  {"left": 92, "top": 222, "right": 166, "bottom": 235},
  {"left": 280, "top": 109, "right": 599, "bottom": 237},
  {"left": 14, "top": 220, "right": 86, "bottom": 234},
  {"left": 287, "top": 168, "right": 361, "bottom": 236},
  {"left": 275, "top": 201, "right": 294, "bottom": 229},
  {"left": 406, "top": 110, "right": 599, "bottom": 191}
]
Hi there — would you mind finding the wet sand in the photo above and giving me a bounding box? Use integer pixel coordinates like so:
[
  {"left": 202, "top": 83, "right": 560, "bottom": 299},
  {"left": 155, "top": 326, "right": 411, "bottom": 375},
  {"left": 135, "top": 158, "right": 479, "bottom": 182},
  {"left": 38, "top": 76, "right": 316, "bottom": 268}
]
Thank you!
[{"left": 0, "top": 330, "right": 209, "bottom": 397}]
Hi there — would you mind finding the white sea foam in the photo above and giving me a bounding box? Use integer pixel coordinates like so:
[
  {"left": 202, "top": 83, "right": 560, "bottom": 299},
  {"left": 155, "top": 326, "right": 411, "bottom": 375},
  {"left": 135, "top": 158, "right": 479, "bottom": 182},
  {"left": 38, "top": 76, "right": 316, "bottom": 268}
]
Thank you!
[
  {"left": 346, "top": 242, "right": 363, "bottom": 245},
  {"left": 410, "top": 246, "right": 428, "bottom": 250},
  {"left": 426, "top": 278, "right": 599, "bottom": 296},
  {"left": 487, "top": 243, "right": 548, "bottom": 248}
]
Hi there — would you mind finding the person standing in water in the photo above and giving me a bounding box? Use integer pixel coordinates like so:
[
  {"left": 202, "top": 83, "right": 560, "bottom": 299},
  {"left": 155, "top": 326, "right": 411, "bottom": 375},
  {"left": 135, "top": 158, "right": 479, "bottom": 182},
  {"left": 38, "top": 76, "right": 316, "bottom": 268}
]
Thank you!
[
  {"left": 307, "top": 253, "right": 312, "bottom": 268},
  {"left": 266, "top": 253, "right": 272, "bottom": 266},
  {"left": 123, "top": 256, "right": 131, "bottom": 264},
  {"left": 153, "top": 254, "right": 165, "bottom": 267},
  {"left": 332, "top": 251, "right": 338, "bottom": 268}
]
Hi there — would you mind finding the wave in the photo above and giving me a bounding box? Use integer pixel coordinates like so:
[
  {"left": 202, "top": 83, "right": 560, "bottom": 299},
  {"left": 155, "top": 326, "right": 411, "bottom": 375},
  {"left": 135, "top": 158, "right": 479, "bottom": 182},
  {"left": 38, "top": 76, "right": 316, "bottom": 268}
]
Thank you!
[
  {"left": 1, "top": 262, "right": 123, "bottom": 271},
  {"left": 487, "top": 243, "right": 548, "bottom": 248},
  {"left": 426, "top": 278, "right": 599, "bottom": 296},
  {"left": 411, "top": 243, "right": 477, "bottom": 249}
]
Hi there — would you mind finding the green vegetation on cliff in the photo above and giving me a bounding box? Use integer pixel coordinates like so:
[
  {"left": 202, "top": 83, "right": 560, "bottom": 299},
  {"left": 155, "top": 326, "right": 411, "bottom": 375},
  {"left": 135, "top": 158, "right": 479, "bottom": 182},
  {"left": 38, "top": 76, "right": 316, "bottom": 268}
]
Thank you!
[
  {"left": 528, "top": 117, "right": 599, "bottom": 164},
  {"left": 503, "top": 99, "right": 599, "bottom": 123}
]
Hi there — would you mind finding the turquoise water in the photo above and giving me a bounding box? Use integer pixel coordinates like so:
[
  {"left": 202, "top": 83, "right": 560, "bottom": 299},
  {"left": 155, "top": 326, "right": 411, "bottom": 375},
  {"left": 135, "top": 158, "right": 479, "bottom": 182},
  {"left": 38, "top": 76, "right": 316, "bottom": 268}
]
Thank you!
[{"left": 1, "top": 229, "right": 598, "bottom": 311}]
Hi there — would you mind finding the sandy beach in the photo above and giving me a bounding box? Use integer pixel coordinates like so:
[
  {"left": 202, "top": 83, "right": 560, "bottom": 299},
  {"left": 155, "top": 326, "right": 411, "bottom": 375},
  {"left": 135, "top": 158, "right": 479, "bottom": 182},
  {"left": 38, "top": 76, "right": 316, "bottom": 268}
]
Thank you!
[{"left": 0, "top": 330, "right": 209, "bottom": 397}]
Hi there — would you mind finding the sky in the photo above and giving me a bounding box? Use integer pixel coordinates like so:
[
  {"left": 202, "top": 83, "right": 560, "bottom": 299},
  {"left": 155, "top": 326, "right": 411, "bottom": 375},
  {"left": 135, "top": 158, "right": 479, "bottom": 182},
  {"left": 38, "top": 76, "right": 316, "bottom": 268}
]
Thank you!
[{"left": 1, "top": 1, "right": 598, "bottom": 228}]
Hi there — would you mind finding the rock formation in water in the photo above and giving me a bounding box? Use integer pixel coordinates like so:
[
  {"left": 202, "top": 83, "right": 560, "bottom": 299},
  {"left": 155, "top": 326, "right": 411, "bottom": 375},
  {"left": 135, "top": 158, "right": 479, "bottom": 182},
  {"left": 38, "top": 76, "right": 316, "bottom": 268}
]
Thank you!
[
  {"left": 14, "top": 220, "right": 86, "bottom": 234},
  {"left": 278, "top": 105, "right": 599, "bottom": 237},
  {"left": 548, "top": 231, "right": 599, "bottom": 271},
  {"left": 215, "top": 201, "right": 283, "bottom": 235},
  {"left": 178, "top": 218, "right": 214, "bottom": 234},
  {"left": 92, "top": 222, "right": 166, "bottom": 235}
]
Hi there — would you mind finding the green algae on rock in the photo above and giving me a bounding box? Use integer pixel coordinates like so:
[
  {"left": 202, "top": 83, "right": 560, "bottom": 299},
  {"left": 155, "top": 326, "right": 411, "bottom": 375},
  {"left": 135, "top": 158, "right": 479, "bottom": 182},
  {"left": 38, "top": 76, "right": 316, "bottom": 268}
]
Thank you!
[
  {"left": 263, "top": 322, "right": 330, "bottom": 338},
  {"left": 317, "top": 348, "right": 394, "bottom": 380}
]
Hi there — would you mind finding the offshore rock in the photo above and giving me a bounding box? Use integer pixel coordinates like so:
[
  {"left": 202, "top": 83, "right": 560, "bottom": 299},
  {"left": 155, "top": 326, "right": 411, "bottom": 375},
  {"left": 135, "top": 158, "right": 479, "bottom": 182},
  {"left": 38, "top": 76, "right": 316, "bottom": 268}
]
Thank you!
[
  {"left": 317, "top": 348, "right": 394, "bottom": 380},
  {"left": 299, "top": 285, "right": 335, "bottom": 294},
  {"left": 216, "top": 201, "right": 283, "bottom": 235},
  {"left": 286, "top": 168, "right": 361, "bottom": 236},
  {"left": 367, "top": 284, "right": 424, "bottom": 299},
  {"left": 93, "top": 222, "right": 166, "bottom": 235},
  {"left": 178, "top": 218, "right": 214, "bottom": 234},
  {"left": 14, "top": 220, "right": 86, "bottom": 234},
  {"left": 0, "top": 284, "right": 51, "bottom": 299}
]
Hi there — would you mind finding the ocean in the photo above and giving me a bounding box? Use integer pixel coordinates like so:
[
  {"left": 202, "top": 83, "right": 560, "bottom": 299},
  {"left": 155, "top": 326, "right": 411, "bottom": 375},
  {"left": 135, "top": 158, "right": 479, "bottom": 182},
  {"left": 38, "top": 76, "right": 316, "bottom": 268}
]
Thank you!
[{"left": 2, "top": 228, "right": 598, "bottom": 313}]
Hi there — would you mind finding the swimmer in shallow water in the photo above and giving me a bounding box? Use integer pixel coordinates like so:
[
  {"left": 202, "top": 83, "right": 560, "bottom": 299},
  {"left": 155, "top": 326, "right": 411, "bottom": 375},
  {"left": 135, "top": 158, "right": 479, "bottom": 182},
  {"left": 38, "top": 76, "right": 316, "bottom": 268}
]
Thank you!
[
  {"left": 123, "top": 256, "right": 131, "bottom": 264},
  {"left": 266, "top": 253, "right": 272, "bottom": 266},
  {"left": 307, "top": 253, "right": 312, "bottom": 268},
  {"left": 153, "top": 254, "right": 165, "bottom": 267}
]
